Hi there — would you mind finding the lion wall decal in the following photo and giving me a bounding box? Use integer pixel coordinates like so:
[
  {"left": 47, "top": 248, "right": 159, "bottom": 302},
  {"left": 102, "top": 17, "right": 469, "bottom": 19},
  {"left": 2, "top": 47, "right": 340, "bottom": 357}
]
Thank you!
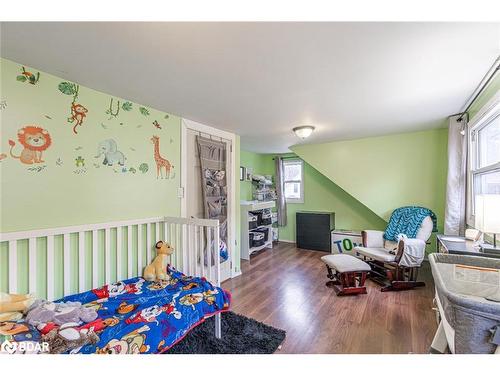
[{"left": 9, "top": 125, "right": 52, "bottom": 164}]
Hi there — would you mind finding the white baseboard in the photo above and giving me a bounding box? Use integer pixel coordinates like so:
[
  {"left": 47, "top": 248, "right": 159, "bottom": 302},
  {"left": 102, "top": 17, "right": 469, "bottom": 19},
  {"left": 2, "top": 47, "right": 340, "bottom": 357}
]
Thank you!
[
  {"left": 231, "top": 270, "right": 242, "bottom": 278},
  {"left": 277, "top": 239, "right": 296, "bottom": 244}
]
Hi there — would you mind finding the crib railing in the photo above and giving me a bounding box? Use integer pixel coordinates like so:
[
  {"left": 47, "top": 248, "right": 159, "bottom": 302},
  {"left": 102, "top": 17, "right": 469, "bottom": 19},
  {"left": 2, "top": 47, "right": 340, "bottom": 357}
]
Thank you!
[{"left": 0, "top": 216, "right": 221, "bottom": 301}]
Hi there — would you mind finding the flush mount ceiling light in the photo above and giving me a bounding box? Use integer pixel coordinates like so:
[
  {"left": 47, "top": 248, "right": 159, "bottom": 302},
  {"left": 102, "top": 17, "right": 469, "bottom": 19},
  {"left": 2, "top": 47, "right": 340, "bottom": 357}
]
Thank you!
[{"left": 293, "top": 125, "right": 315, "bottom": 139}]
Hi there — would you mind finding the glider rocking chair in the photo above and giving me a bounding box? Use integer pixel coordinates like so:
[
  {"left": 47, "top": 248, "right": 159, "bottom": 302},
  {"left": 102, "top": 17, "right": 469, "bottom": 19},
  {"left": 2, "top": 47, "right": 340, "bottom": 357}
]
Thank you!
[{"left": 354, "top": 215, "right": 433, "bottom": 292}]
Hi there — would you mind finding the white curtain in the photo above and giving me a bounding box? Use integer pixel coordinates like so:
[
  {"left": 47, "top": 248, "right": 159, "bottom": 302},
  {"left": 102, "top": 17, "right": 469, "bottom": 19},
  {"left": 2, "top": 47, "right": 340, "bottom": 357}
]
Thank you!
[
  {"left": 275, "top": 157, "right": 287, "bottom": 226},
  {"left": 444, "top": 114, "right": 467, "bottom": 235}
]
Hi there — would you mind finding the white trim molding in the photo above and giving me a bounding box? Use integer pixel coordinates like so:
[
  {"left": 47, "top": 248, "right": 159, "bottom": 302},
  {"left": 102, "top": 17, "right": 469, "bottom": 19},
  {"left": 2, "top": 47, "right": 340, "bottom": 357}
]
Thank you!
[
  {"left": 466, "top": 90, "right": 500, "bottom": 227},
  {"left": 283, "top": 158, "right": 305, "bottom": 204}
]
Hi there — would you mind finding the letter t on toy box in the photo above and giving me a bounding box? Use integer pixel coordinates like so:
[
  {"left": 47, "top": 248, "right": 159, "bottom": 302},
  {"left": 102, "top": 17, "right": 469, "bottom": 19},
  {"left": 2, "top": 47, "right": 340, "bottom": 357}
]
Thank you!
[{"left": 331, "top": 230, "right": 363, "bottom": 256}]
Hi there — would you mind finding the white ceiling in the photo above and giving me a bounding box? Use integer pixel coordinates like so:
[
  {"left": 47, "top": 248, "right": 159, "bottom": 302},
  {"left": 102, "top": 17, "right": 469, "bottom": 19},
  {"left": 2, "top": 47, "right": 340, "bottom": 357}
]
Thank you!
[{"left": 1, "top": 22, "right": 499, "bottom": 153}]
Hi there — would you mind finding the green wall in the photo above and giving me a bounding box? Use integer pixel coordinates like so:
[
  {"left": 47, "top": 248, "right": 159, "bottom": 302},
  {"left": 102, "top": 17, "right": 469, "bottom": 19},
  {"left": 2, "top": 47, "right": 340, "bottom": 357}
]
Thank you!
[
  {"left": 239, "top": 150, "right": 275, "bottom": 201},
  {"left": 1, "top": 58, "right": 243, "bottom": 295},
  {"left": 0, "top": 58, "right": 183, "bottom": 297},
  {"left": 291, "top": 128, "right": 449, "bottom": 232},
  {"left": 241, "top": 127, "right": 450, "bottom": 249},
  {"left": 239, "top": 151, "right": 387, "bottom": 242},
  {"left": 277, "top": 158, "right": 387, "bottom": 241},
  {"left": 0, "top": 58, "right": 181, "bottom": 232}
]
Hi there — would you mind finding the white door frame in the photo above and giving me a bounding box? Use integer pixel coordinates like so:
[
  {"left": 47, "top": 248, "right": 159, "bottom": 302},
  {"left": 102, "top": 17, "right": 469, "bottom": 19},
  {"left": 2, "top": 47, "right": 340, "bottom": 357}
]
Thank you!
[{"left": 181, "top": 118, "right": 237, "bottom": 278}]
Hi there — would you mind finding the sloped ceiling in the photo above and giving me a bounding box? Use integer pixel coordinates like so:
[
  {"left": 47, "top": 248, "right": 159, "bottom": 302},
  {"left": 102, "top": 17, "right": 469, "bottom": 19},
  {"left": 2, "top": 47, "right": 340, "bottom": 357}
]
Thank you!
[{"left": 291, "top": 128, "right": 449, "bottom": 226}]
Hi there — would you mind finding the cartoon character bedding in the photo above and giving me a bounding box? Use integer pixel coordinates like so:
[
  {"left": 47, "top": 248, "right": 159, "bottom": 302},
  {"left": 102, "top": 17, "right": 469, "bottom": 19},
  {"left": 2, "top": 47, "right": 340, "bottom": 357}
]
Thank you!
[{"left": 0, "top": 266, "right": 231, "bottom": 354}]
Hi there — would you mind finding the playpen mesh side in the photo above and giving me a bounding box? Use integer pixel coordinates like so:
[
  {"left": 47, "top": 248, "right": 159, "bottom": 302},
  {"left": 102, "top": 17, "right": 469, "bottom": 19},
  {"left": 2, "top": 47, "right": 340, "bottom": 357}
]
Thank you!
[{"left": 430, "top": 253, "right": 500, "bottom": 354}]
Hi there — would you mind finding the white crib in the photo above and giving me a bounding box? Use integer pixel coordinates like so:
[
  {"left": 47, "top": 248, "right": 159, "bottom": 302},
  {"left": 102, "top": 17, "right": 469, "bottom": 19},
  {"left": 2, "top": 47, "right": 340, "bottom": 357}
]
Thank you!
[{"left": 0, "top": 215, "right": 222, "bottom": 339}]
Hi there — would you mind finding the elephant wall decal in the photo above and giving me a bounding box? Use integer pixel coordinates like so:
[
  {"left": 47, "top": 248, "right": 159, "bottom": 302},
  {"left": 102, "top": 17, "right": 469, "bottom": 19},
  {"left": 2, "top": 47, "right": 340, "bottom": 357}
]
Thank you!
[{"left": 95, "top": 139, "right": 125, "bottom": 166}]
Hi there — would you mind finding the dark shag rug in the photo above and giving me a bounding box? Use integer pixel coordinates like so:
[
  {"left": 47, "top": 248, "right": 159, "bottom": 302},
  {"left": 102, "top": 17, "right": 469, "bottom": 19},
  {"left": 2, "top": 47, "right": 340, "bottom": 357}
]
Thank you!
[{"left": 165, "top": 311, "right": 286, "bottom": 354}]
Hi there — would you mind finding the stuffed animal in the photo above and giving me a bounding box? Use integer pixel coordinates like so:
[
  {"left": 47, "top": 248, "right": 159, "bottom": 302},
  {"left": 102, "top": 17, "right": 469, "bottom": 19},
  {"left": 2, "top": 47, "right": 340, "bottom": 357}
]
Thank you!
[
  {"left": 25, "top": 301, "right": 97, "bottom": 327},
  {"left": 143, "top": 241, "right": 174, "bottom": 282},
  {"left": 42, "top": 323, "right": 99, "bottom": 354},
  {"left": 0, "top": 292, "right": 36, "bottom": 322}
]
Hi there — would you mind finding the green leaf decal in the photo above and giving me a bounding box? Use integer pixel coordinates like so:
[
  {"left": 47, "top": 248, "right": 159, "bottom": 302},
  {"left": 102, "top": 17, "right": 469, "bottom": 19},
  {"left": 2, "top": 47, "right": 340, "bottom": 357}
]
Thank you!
[
  {"left": 122, "top": 101, "right": 133, "bottom": 111},
  {"left": 139, "top": 107, "right": 150, "bottom": 116},
  {"left": 58, "top": 81, "right": 77, "bottom": 95},
  {"left": 16, "top": 75, "right": 27, "bottom": 82}
]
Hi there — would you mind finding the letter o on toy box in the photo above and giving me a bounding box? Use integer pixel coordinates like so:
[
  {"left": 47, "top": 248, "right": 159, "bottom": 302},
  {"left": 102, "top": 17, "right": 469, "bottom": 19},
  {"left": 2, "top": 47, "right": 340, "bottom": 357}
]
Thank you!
[{"left": 342, "top": 238, "right": 353, "bottom": 252}]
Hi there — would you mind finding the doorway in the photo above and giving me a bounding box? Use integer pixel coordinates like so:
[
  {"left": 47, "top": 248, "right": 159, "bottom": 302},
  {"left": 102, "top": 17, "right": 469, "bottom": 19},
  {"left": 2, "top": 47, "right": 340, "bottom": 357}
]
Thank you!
[{"left": 181, "top": 119, "right": 236, "bottom": 282}]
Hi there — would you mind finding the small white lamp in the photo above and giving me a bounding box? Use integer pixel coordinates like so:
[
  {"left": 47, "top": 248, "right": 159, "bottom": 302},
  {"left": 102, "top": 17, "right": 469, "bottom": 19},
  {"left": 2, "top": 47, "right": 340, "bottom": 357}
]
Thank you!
[{"left": 475, "top": 194, "right": 500, "bottom": 249}]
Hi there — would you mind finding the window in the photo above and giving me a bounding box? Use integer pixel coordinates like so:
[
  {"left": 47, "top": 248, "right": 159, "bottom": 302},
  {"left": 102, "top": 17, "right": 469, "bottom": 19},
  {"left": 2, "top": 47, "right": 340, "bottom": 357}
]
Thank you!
[
  {"left": 467, "top": 94, "right": 500, "bottom": 226},
  {"left": 283, "top": 159, "right": 304, "bottom": 203}
]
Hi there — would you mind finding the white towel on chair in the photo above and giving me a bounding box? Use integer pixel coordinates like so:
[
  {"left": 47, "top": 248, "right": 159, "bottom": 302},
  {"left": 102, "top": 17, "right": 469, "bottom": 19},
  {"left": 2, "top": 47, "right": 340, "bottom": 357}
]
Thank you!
[{"left": 397, "top": 234, "right": 426, "bottom": 267}]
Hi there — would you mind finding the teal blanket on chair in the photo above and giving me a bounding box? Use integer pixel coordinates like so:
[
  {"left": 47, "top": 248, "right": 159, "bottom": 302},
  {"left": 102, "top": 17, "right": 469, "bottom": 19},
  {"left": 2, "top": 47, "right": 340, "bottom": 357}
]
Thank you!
[{"left": 384, "top": 206, "right": 437, "bottom": 241}]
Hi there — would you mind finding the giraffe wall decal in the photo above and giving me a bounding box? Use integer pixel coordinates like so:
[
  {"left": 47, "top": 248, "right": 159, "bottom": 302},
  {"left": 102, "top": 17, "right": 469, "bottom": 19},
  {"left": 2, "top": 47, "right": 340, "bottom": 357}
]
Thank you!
[{"left": 151, "top": 135, "right": 174, "bottom": 179}]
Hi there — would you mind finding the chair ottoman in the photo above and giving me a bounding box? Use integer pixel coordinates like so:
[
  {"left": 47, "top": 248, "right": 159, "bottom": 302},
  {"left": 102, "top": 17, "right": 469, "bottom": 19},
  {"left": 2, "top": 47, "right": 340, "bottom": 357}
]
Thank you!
[{"left": 320, "top": 254, "right": 371, "bottom": 296}]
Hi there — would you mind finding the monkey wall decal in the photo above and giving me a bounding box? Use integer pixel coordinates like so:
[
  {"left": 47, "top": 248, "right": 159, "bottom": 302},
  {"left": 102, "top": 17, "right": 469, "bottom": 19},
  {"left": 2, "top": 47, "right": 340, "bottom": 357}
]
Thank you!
[
  {"left": 68, "top": 103, "right": 88, "bottom": 134},
  {"left": 58, "top": 81, "right": 89, "bottom": 134}
]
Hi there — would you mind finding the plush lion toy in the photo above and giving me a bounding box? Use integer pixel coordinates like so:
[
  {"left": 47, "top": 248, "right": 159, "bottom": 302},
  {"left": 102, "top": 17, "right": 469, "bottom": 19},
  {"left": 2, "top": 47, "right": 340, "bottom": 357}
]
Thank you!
[{"left": 143, "top": 241, "right": 174, "bottom": 282}]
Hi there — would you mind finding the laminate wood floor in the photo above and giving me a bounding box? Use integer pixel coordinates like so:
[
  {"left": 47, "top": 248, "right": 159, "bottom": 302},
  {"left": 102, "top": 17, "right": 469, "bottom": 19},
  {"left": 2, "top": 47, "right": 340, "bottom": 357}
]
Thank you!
[{"left": 222, "top": 242, "right": 437, "bottom": 354}]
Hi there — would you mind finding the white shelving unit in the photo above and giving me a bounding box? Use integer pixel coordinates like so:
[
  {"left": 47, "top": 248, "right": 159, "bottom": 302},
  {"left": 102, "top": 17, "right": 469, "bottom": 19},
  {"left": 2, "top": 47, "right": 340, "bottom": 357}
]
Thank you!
[{"left": 240, "top": 200, "right": 275, "bottom": 260}]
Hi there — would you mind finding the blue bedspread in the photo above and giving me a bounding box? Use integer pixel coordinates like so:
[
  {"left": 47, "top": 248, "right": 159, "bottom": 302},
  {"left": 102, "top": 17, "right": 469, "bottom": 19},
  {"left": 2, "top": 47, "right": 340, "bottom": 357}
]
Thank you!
[{"left": 54, "top": 266, "right": 231, "bottom": 354}]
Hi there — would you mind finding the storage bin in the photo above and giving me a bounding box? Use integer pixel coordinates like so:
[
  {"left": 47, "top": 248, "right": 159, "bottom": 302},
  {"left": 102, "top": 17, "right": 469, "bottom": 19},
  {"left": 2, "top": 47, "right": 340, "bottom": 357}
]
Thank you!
[
  {"left": 249, "top": 231, "right": 266, "bottom": 248},
  {"left": 261, "top": 209, "right": 272, "bottom": 225},
  {"left": 253, "top": 191, "right": 266, "bottom": 201},
  {"left": 248, "top": 212, "right": 258, "bottom": 230},
  {"left": 253, "top": 227, "right": 269, "bottom": 242},
  {"left": 250, "top": 210, "right": 262, "bottom": 226}
]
